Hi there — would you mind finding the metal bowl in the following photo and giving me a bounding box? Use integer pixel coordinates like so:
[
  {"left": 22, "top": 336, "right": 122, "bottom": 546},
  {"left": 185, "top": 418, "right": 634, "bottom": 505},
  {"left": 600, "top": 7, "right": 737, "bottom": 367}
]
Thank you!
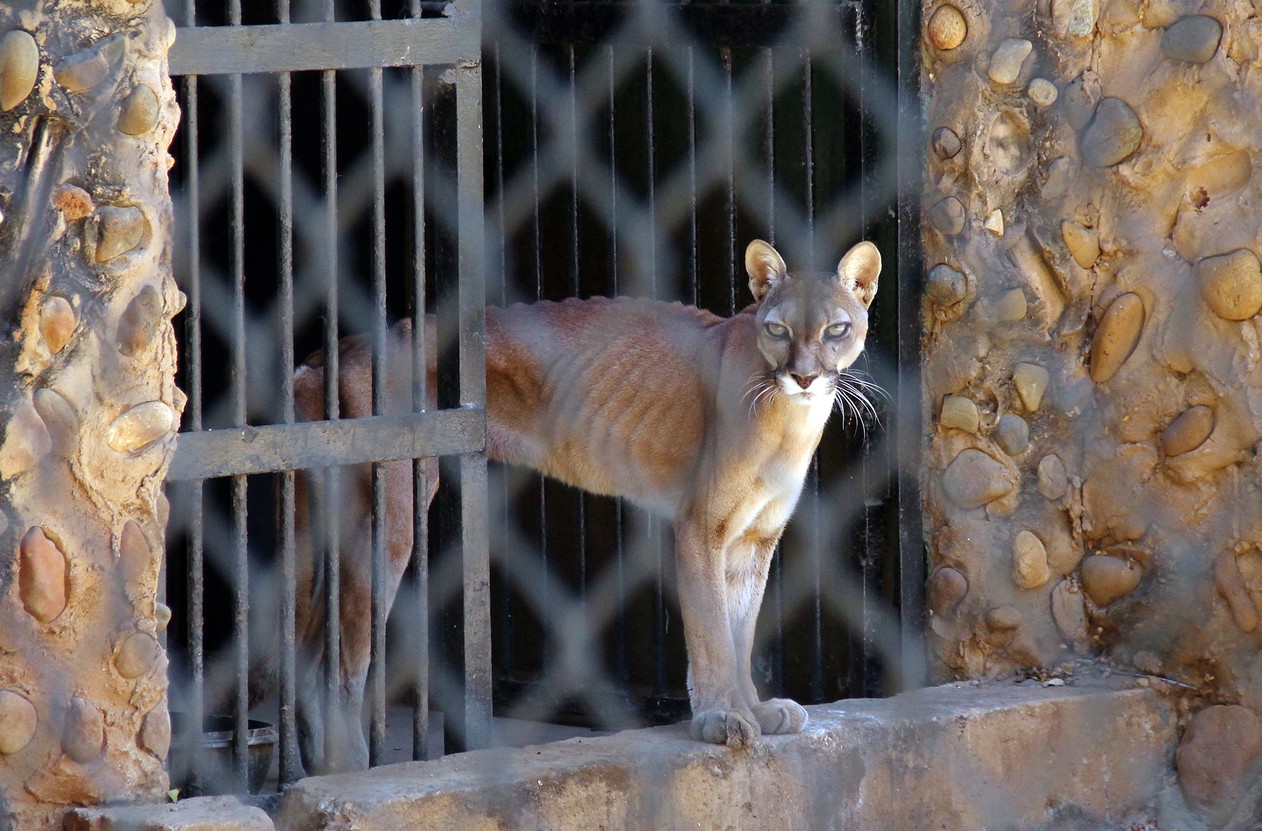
[{"left": 168, "top": 713, "right": 276, "bottom": 796}]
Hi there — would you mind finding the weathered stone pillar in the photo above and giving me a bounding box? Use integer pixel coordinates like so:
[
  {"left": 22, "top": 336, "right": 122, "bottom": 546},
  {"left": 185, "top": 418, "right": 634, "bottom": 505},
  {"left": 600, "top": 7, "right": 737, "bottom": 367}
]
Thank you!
[
  {"left": 921, "top": 0, "right": 1262, "bottom": 825},
  {"left": 0, "top": 1, "right": 180, "bottom": 827}
]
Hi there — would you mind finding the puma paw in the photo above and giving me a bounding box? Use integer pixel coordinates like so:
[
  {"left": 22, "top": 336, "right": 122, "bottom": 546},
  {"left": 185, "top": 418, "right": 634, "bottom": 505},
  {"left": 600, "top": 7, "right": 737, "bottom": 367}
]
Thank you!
[
  {"left": 752, "top": 698, "right": 808, "bottom": 735},
  {"left": 690, "top": 708, "right": 761, "bottom": 748}
]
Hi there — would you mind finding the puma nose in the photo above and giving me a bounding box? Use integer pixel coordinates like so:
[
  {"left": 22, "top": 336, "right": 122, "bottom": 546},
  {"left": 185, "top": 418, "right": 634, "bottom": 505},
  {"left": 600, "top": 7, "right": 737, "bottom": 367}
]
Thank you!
[{"left": 791, "top": 373, "right": 817, "bottom": 391}]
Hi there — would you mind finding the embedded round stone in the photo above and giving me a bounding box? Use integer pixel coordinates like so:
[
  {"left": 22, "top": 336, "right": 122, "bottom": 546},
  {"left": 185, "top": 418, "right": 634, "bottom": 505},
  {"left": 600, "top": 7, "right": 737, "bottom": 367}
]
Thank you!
[
  {"left": 1027, "top": 77, "right": 1058, "bottom": 108},
  {"left": 106, "top": 401, "right": 174, "bottom": 453},
  {"left": 985, "top": 605, "right": 1021, "bottom": 631},
  {"left": 1176, "top": 705, "right": 1262, "bottom": 827},
  {"left": 1013, "top": 363, "right": 1049, "bottom": 412},
  {"left": 52, "top": 184, "right": 94, "bottom": 220},
  {"left": 1050, "top": 578, "right": 1088, "bottom": 646},
  {"left": 1162, "top": 405, "right": 1214, "bottom": 456},
  {"left": 995, "top": 288, "right": 1027, "bottom": 321},
  {"left": 1090, "top": 292, "right": 1145, "bottom": 382},
  {"left": 32, "top": 388, "right": 79, "bottom": 455},
  {"left": 988, "top": 39, "right": 1033, "bottom": 85},
  {"left": 117, "top": 85, "right": 160, "bottom": 136},
  {"left": 120, "top": 521, "right": 150, "bottom": 583},
  {"left": 1080, "top": 97, "right": 1143, "bottom": 168},
  {"left": 114, "top": 632, "right": 161, "bottom": 679},
  {"left": 117, "top": 285, "right": 162, "bottom": 356},
  {"left": 54, "top": 35, "right": 123, "bottom": 94},
  {"left": 929, "top": 197, "right": 966, "bottom": 235},
  {"left": 927, "top": 263, "right": 968, "bottom": 306},
  {"left": 0, "top": 399, "right": 52, "bottom": 479},
  {"left": 1080, "top": 554, "right": 1142, "bottom": 606},
  {"left": 39, "top": 296, "right": 76, "bottom": 355},
  {"left": 91, "top": 205, "right": 147, "bottom": 263},
  {"left": 62, "top": 697, "right": 103, "bottom": 763},
  {"left": 1037, "top": 455, "right": 1069, "bottom": 501},
  {"left": 0, "top": 30, "right": 39, "bottom": 112},
  {"left": 1013, "top": 531, "right": 1051, "bottom": 590},
  {"left": 1056, "top": 0, "right": 1098, "bottom": 37},
  {"left": 19, "top": 527, "right": 67, "bottom": 624},
  {"left": 929, "top": 566, "right": 968, "bottom": 617},
  {"left": 1061, "top": 221, "right": 1100, "bottom": 268},
  {"left": 1196, "top": 249, "right": 1262, "bottom": 321},
  {"left": 942, "top": 449, "right": 1016, "bottom": 508},
  {"left": 1080, "top": 553, "right": 1140, "bottom": 606},
  {"left": 940, "top": 395, "right": 979, "bottom": 433},
  {"left": 155, "top": 602, "right": 171, "bottom": 632},
  {"left": 932, "top": 127, "right": 962, "bottom": 160},
  {"left": 1214, "top": 553, "right": 1258, "bottom": 633},
  {"left": 927, "top": 5, "right": 968, "bottom": 51},
  {"left": 994, "top": 414, "right": 1030, "bottom": 455},
  {"left": 1162, "top": 15, "right": 1222, "bottom": 64},
  {"left": 0, "top": 690, "right": 37, "bottom": 754},
  {"left": 140, "top": 705, "right": 171, "bottom": 759}
]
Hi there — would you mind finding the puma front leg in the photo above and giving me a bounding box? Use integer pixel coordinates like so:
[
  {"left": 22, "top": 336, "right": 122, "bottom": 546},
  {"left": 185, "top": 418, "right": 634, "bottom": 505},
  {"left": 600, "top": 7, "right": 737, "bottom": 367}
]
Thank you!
[
  {"left": 728, "top": 536, "right": 807, "bottom": 736},
  {"left": 674, "top": 512, "right": 761, "bottom": 748}
]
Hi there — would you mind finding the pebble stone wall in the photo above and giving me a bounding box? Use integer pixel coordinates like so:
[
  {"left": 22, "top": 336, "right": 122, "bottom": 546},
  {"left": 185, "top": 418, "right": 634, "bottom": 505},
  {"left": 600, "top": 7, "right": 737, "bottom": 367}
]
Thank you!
[
  {"left": 0, "top": 1, "right": 181, "bottom": 827},
  {"left": 921, "top": 0, "right": 1262, "bottom": 825}
]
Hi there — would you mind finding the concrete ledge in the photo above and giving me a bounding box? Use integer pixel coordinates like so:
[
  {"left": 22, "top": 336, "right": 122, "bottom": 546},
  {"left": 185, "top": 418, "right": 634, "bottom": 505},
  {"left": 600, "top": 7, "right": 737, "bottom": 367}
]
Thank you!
[
  {"left": 275, "top": 681, "right": 1177, "bottom": 830},
  {"left": 65, "top": 796, "right": 274, "bottom": 831}
]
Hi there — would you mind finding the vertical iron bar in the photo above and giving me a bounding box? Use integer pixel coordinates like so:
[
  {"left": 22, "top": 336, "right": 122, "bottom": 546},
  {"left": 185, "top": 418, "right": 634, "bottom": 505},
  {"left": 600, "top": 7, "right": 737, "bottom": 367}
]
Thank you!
[
  {"left": 455, "top": 52, "right": 490, "bottom": 751},
  {"left": 568, "top": 45, "right": 588, "bottom": 601},
  {"left": 895, "top": 0, "right": 927, "bottom": 693},
  {"left": 722, "top": 46, "right": 735, "bottom": 315},
  {"left": 529, "top": 47, "right": 548, "bottom": 653},
  {"left": 367, "top": 0, "right": 388, "bottom": 769},
  {"left": 803, "top": 51, "right": 816, "bottom": 265},
  {"left": 227, "top": 0, "right": 249, "bottom": 789},
  {"left": 645, "top": 48, "right": 666, "bottom": 701},
  {"left": 490, "top": 44, "right": 512, "bottom": 696},
  {"left": 764, "top": 49, "right": 775, "bottom": 245},
  {"left": 856, "top": 0, "right": 880, "bottom": 698},
  {"left": 410, "top": 31, "right": 431, "bottom": 762},
  {"left": 180, "top": 0, "right": 205, "bottom": 783},
  {"left": 762, "top": 45, "right": 784, "bottom": 696},
  {"left": 802, "top": 50, "right": 824, "bottom": 702},
  {"left": 686, "top": 47, "right": 698, "bottom": 307},
  {"left": 320, "top": 0, "right": 342, "bottom": 768},
  {"left": 608, "top": 43, "right": 629, "bottom": 691},
  {"left": 275, "top": 0, "right": 299, "bottom": 786}
]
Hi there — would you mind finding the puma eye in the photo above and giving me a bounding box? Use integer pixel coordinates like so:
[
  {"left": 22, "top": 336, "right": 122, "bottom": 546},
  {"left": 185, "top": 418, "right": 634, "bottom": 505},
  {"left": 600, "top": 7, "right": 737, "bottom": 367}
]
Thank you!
[
  {"left": 825, "top": 321, "right": 852, "bottom": 340},
  {"left": 764, "top": 322, "right": 789, "bottom": 339}
]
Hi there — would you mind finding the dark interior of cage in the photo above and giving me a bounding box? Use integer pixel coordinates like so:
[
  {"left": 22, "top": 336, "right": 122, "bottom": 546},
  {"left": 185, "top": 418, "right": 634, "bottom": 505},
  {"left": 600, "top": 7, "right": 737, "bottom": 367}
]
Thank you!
[{"left": 162, "top": 10, "right": 902, "bottom": 772}]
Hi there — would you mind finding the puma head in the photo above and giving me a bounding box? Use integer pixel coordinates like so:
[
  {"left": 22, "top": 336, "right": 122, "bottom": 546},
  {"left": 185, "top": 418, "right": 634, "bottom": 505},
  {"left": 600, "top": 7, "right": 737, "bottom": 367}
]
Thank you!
[{"left": 746, "top": 239, "right": 882, "bottom": 403}]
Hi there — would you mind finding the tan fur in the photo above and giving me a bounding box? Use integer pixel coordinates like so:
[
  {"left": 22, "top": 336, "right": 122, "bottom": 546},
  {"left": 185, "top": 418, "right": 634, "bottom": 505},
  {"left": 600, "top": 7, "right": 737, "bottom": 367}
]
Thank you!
[{"left": 293, "top": 239, "right": 880, "bottom": 771}]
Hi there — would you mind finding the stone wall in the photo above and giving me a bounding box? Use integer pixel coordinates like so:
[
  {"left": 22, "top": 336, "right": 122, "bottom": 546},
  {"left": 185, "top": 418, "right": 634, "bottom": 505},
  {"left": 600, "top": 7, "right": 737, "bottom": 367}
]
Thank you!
[
  {"left": 0, "top": 1, "right": 180, "bottom": 827},
  {"left": 921, "top": 0, "right": 1262, "bottom": 826}
]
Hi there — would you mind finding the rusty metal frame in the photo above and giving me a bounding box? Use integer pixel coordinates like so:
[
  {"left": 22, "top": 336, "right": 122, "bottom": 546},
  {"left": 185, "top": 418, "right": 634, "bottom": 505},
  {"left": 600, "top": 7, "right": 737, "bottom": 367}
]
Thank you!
[{"left": 167, "top": 0, "right": 487, "bottom": 787}]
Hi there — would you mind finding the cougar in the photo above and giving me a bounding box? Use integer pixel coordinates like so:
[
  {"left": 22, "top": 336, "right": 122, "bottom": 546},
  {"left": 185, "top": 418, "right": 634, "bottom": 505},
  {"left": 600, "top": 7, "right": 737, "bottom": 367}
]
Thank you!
[{"left": 290, "top": 238, "right": 881, "bottom": 773}]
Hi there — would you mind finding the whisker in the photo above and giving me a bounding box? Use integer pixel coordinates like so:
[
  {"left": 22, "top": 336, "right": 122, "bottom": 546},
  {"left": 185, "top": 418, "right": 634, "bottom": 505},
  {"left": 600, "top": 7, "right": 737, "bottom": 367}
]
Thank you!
[
  {"left": 831, "top": 372, "right": 882, "bottom": 440},
  {"left": 833, "top": 384, "right": 869, "bottom": 442},
  {"left": 743, "top": 371, "right": 778, "bottom": 417},
  {"left": 841, "top": 367, "right": 891, "bottom": 403}
]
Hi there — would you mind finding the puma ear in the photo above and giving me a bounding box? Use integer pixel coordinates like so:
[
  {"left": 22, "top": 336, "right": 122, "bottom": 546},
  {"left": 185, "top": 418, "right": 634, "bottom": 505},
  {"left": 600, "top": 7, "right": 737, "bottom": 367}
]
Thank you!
[
  {"left": 745, "top": 239, "right": 787, "bottom": 303},
  {"left": 836, "top": 241, "right": 881, "bottom": 309}
]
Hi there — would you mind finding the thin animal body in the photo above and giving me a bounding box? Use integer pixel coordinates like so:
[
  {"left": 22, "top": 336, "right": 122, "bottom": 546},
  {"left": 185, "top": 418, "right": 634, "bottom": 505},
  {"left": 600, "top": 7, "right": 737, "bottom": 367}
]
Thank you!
[{"left": 290, "top": 238, "right": 880, "bottom": 772}]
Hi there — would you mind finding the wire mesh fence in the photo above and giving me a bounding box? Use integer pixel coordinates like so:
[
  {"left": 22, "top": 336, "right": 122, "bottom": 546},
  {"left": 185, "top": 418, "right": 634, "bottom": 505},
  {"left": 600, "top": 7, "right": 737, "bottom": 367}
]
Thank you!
[{"left": 161, "top": 0, "right": 923, "bottom": 795}]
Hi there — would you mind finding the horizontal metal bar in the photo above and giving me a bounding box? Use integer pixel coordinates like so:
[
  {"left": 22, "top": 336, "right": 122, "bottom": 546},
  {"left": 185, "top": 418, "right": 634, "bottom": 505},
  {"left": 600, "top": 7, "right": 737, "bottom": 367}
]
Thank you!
[
  {"left": 169, "top": 17, "right": 480, "bottom": 76},
  {"left": 497, "top": 2, "right": 848, "bottom": 48},
  {"left": 167, "top": 407, "right": 486, "bottom": 481}
]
